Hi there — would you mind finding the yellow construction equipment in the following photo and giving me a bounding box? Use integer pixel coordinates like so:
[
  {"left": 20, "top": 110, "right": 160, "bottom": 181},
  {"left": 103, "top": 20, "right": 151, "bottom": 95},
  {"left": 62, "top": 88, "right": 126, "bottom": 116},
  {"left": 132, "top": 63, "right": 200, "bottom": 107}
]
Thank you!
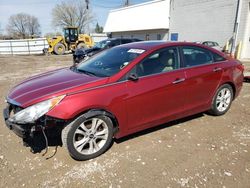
[{"left": 47, "top": 27, "right": 94, "bottom": 55}]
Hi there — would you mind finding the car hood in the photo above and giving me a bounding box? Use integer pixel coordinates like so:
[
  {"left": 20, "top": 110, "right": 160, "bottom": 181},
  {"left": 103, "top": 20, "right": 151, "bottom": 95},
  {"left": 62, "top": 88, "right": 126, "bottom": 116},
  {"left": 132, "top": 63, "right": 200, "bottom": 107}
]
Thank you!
[
  {"left": 75, "top": 47, "right": 101, "bottom": 55},
  {"left": 8, "top": 67, "right": 108, "bottom": 107}
]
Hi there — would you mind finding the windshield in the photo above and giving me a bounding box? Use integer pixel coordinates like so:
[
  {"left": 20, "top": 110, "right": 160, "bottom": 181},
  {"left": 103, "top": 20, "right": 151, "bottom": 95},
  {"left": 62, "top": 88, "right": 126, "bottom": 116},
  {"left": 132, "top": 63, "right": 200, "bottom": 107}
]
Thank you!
[
  {"left": 94, "top": 40, "right": 111, "bottom": 49},
  {"left": 77, "top": 47, "right": 145, "bottom": 77}
]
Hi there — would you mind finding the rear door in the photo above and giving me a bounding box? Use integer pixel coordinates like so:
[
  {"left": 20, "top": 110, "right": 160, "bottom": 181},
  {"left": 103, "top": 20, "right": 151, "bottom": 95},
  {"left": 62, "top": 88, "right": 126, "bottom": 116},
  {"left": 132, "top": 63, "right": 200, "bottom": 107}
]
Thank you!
[
  {"left": 180, "top": 46, "right": 224, "bottom": 111},
  {"left": 124, "top": 47, "right": 188, "bottom": 130}
]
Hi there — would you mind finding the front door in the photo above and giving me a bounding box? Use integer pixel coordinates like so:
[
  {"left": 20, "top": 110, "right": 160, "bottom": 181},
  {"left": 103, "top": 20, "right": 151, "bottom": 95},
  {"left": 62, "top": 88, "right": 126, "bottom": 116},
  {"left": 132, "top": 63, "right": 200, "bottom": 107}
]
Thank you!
[{"left": 125, "top": 47, "right": 188, "bottom": 130}]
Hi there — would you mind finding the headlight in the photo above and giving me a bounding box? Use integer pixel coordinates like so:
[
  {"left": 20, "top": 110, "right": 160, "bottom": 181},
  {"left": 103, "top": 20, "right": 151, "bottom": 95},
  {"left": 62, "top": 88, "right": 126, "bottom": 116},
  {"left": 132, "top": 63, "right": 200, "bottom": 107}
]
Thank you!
[{"left": 9, "top": 95, "right": 65, "bottom": 124}]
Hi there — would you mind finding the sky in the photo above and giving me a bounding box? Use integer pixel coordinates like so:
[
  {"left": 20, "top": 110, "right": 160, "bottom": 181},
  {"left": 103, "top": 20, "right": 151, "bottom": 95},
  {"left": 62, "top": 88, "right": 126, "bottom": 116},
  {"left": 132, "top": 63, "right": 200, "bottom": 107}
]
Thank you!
[{"left": 0, "top": 0, "right": 152, "bottom": 36}]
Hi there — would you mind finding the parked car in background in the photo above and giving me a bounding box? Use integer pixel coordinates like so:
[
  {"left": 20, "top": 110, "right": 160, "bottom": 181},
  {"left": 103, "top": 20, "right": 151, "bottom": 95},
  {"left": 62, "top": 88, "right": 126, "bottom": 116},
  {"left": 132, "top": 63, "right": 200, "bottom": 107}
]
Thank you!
[
  {"left": 199, "top": 41, "right": 223, "bottom": 51},
  {"left": 73, "top": 38, "right": 142, "bottom": 64},
  {"left": 244, "top": 73, "right": 250, "bottom": 82},
  {"left": 4, "top": 41, "right": 244, "bottom": 161}
]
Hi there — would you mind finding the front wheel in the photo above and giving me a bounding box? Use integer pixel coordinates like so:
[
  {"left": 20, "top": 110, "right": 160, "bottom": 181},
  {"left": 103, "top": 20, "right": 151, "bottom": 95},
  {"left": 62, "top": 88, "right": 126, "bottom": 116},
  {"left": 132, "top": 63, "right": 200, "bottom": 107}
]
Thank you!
[
  {"left": 208, "top": 84, "right": 233, "bottom": 116},
  {"left": 54, "top": 43, "right": 65, "bottom": 55},
  {"left": 62, "top": 115, "right": 113, "bottom": 161}
]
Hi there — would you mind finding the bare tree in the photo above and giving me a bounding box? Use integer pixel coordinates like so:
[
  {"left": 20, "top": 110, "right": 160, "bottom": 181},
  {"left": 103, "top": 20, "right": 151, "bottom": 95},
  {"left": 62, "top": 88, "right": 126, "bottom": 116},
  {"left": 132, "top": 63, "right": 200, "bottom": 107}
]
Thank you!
[
  {"left": 44, "top": 32, "right": 62, "bottom": 38},
  {"left": 52, "top": 0, "right": 93, "bottom": 33},
  {"left": 6, "top": 13, "right": 40, "bottom": 39},
  {"left": 27, "top": 16, "right": 41, "bottom": 36},
  {"left": 0, "top": 23, "right": 3, "bottom": 39}
]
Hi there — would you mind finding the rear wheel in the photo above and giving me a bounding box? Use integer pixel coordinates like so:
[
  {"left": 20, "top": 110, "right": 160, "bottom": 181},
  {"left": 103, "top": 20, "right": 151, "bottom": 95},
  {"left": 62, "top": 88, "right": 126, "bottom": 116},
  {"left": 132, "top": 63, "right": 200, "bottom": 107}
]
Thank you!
[
  {"left": 62, "top": 115, "right": 113, "bottom": 161},
  {"left": 54, "top": 43, "right": 65, "bottom": 55},
  {"left": 77, "top": 42, "right": 88, "bottom": 49},
  {"left": 209, "top": 84, "right": 233, "bottom": 116}
]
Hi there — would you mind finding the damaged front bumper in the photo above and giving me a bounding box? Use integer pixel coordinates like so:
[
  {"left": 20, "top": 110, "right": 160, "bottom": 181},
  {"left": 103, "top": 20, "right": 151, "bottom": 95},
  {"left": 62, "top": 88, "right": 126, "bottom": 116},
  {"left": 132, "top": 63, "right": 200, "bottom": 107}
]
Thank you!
[
  {"left": 3, "top": 105, "right": 31, "bottom": 138},
  {"left": 3, "top": 104, "right": 67, "bottom": 139}
]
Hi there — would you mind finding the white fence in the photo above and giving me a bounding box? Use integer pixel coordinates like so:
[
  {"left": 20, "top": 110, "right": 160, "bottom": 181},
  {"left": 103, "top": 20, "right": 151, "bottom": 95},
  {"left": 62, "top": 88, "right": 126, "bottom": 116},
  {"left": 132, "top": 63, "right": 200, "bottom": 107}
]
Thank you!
[
  {"left": 0, "top": 38, "right": 49, "bottom": 55},
  {"left": 90, "top": 33, "right": 108, "bottom": 43}
]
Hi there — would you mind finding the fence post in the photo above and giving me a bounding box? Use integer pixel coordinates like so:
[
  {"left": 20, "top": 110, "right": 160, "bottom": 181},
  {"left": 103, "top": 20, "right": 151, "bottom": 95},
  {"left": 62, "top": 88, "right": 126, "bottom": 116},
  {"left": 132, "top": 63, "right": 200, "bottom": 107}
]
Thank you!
[
  {"left": 27, "top": 39, "right": 30, "bottom": 55},
  {"left": 10, "top": 41, "right": 13, "bottom": 56}
]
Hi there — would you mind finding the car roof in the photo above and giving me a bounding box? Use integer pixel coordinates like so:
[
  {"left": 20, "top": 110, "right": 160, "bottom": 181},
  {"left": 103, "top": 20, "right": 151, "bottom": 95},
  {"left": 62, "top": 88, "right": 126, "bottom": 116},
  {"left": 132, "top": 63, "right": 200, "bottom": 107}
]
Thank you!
[
  {"left": 203, "top": 41, "right": 216, "bottom": 43},
  {"left": 119, "top": 41, "right": 166, "bottom": 50},
  {"left": 119, "top": 41, "right": 212, "bottom": 50},
  {"left": 106, "top": 38, "right": 140, "bottom": 41},
  {"left": 118, "top": 41, "right": 228, "bottom": 59}
]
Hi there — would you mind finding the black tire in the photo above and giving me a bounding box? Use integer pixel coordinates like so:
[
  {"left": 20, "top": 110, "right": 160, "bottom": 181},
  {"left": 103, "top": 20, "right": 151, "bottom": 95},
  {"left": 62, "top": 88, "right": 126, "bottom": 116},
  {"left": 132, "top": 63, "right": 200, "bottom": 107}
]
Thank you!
[
  {"left": 208, "top": 84, "right": 233, "bottom": 116},
  {"left": 62, "top": 115, "right": 113, "bottom": 161},
  {"left": 54, "top": 43, "right": 65, "bottom": 55},
  {"left": 77, "top": 42, "right": 88, "bottom": 49}
]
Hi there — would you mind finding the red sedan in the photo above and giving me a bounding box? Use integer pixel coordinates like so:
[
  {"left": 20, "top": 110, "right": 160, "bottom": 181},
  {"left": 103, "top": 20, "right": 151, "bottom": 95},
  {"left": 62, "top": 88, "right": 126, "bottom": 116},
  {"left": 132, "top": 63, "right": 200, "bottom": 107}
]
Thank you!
[{"left": 4, "top": 41, "right": 244, "bottom": 160}]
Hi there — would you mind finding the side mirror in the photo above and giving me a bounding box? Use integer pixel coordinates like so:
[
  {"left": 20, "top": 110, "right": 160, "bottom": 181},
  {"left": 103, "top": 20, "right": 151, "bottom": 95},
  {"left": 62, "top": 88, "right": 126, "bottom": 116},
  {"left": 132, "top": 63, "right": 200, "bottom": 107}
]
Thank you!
[{"left": 128, "top": 73, "right": 139, "bottom": 81}]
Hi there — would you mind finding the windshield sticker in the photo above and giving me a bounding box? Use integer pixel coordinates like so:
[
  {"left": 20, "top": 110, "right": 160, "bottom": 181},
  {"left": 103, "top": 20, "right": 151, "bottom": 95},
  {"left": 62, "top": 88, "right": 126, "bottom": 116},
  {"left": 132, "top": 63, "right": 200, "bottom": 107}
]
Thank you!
[{"left": 128, "top": 49, "right": 145, "bottom": 54}]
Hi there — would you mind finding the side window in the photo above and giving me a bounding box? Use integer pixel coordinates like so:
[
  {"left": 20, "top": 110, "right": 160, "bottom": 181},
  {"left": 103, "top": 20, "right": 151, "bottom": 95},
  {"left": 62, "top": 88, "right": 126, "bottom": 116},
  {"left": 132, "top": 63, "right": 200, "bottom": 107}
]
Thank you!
[
  {"left": 132, "top": 48, "right": 179, "bottom": 77},
  {"left": 121, "top": 39, "right": 132, "bottom": 44},
  {"left": 207, "top": 42, "right": 213, "bottom": 47},
  {"left": 203, "top": 42, "right": 208, "bottom": 46},
  {"left": 107, "top": 40, "right": 120, "bottom": 48},
  {"left": 213, "top": 52, "right": 226, "bottom": 62},
  {"left": 182, "top": 46, "right": 213, "bottom": 67},
  {"left": 214, "top": 42, "right": 219, "bottom": 46}
]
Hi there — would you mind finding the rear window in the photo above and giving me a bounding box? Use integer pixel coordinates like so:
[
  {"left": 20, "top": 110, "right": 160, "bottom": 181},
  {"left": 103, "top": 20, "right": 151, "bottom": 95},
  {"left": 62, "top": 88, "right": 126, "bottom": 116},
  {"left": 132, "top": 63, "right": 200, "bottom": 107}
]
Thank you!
[
  {"left": 213, "top": 42, "right": 219, "bottom": 46},
  {"left": 213, "top": 52, "right": 226, "bottom": 62}
]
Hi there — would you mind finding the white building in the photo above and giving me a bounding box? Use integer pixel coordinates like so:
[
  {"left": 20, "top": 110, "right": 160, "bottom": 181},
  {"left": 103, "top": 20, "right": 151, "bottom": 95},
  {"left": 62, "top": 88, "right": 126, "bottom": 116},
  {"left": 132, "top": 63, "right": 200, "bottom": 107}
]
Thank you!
[
  {"left": 169, "top": 0, "right": 250, "bottom": 59},
  {"left": 104, "top": 0, "right": 250, "bottom": 59},
  {"left": 104, "top": 0, "right": 170, "bottom": 40},
  {"left": 90, "top": 33, "right": 108, "bottom": 43}
]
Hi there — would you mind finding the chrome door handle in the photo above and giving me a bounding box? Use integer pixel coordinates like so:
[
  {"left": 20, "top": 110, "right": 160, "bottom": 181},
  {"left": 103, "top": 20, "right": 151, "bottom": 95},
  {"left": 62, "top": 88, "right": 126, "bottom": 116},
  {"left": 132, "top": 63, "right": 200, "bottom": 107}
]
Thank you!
[
  {"left": 172, "top": 78, "right": 185, "bottom": 84},
  {"left": 213, "top": 67, "right": 222, "bottom": 72}
]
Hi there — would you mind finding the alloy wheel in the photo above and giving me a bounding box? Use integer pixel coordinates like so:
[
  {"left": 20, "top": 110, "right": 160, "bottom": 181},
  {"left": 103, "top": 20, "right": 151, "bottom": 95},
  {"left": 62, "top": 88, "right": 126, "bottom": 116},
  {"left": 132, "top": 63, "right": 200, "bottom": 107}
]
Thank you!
[
  {"left": 216, "top": 88, "right": 232, "bottom": 112},
  {"left": 73, "top": 118, "right": 109, "bottom": 155}
]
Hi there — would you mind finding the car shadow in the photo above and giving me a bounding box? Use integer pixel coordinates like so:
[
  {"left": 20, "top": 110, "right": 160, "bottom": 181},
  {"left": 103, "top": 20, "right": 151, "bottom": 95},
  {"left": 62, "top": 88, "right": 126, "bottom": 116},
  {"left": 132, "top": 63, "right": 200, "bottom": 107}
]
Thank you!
[
  {"left": 115, "top": 113, "right": 204, "bottom": 144},
  {"left": 23, "top": 112, "right": 205, "bottom": 158}
]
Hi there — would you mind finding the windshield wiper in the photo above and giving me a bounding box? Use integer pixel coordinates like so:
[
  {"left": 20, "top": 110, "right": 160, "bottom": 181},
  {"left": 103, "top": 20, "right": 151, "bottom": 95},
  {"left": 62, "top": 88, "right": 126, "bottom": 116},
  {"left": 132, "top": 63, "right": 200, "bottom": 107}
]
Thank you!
[{"left": 77, "top": 69, "right": 97, "bottom": 76}]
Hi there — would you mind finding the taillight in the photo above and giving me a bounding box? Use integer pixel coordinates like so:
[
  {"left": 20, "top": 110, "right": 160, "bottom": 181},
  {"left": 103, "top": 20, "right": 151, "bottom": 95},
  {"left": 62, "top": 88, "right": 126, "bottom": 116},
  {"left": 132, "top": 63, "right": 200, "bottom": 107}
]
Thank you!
[
  {"left": 239, "top": 64, "right": 244, "bottom": 72},
  {"left": 236, "top": 60, "right": 244, "bottom": 72}
]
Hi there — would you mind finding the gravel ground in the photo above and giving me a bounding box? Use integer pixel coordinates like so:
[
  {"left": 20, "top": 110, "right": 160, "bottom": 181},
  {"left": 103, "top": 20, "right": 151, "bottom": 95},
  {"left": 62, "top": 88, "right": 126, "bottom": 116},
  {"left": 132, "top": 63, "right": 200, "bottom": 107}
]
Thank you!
[{"left": 0, "top": 55, "right": 249, "bottom": 188}]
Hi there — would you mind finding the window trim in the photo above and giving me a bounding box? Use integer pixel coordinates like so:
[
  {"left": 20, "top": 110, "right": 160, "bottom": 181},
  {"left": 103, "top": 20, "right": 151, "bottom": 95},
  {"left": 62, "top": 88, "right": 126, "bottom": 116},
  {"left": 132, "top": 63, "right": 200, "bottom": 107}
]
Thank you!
[
  {"left": 212, "top": 51, "right": 227, "bottom": 63},
  {"left": 179, "top": 45, "right": 215, "bottom": 68},
  {"left": 122, "top": 46, "right": 181, "bottom": 80},
  {"left": 119, "top": 45, "right": 228, "bottom": 82}
]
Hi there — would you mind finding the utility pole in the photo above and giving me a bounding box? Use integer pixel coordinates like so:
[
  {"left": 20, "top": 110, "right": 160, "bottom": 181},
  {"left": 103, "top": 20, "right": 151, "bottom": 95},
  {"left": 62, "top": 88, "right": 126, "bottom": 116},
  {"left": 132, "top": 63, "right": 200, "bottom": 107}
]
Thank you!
[
  {"left": 85, "top": 0, "right": 90, "bottom": 33},
  {"left": 124, "top": 0, "right": 130, "bottom": 7},
  {"left": 230, "top": 0, "right": 242, "bottom": 56},
  {"left": 85, "top": 0, "right": 89, "bottom": 9}
]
